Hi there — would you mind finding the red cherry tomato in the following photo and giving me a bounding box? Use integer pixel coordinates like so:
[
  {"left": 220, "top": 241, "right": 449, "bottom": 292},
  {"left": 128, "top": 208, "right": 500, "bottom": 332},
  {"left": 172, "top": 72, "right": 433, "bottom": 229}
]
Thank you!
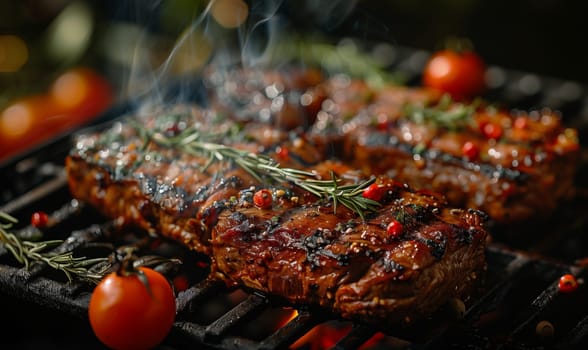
[
  {"left": 514, "top": 116, "right": 528, "bottom": 129},
  {"left": 50, "top": 66, "right": 114, "bottom": 119},
  {"left": 422, "top": 49, "right": 486, "bottom": 100},
  {"left": 88, "top": 267, "right": 176, "bottom": 350},
  {"left": 0, "top": 66, "right": 113, "bottom": 162},
  {"left": 0, "top": 95, "right": 65, "bottom": 160}
]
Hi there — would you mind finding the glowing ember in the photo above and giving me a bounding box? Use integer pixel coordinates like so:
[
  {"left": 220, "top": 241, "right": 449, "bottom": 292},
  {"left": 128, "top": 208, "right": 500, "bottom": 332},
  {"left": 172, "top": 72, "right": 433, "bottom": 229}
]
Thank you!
[
  {"left": 275, "top": 309, "right": 298, "bottom": 330},
  {"left": 290, "top": 321, "right": 352, "bottom": 350}
]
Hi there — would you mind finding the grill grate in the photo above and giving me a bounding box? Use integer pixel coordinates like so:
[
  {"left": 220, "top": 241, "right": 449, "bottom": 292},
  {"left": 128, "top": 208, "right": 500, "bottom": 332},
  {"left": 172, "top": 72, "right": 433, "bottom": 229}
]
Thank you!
[
  {"left": 1, "top": 44, "right": 588, "bottom": 349},
  {"left": 1, "top": 141, "right": 586, "bottom": 350}
]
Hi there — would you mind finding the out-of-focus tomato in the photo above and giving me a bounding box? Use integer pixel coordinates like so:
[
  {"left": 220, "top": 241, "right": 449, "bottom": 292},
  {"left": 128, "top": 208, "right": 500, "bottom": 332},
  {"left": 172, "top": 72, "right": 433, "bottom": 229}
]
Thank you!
[
  {"left": 88, "top": 267, "right": 176, "bottom": 350},
  {"left": 50, "top": 66, "right": 113, "bottom": 119},
  {"left": 0, "top": 66, "right": 113, "bottom": 162},
  {"left": 422, "top": 49, "right": 486, "bottom": 101},
  {"left": 0, "top": 95, "right": 61, "bottom": 140},
  {"left": 0, "top": 95, "right": 65, "bottom": 160}
]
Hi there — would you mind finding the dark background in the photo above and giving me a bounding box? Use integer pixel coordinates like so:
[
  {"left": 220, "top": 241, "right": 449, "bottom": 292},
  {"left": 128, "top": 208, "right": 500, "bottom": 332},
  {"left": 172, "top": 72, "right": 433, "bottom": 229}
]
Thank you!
[
  {"left": 289, "top": 0, "right": 588, "bottom": 84},
  {"left": 1, "top": 0, "right": 587, "bottom": 101}
]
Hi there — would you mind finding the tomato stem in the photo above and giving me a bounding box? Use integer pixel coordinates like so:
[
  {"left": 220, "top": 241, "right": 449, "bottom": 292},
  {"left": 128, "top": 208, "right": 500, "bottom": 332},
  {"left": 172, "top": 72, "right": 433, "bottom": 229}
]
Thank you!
[{"left": 116, "top": 247, "right": 154, "bottom": 296}]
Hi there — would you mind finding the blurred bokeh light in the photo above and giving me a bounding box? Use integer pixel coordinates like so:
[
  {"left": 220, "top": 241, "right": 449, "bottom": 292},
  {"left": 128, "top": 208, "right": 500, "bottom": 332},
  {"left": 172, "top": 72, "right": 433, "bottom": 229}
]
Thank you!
[
  {"left": 0, "top": 0, "right": 586, "bottom": 161},
  {"left": 0, "top": 35, "right": 29, "bottom": 72}
]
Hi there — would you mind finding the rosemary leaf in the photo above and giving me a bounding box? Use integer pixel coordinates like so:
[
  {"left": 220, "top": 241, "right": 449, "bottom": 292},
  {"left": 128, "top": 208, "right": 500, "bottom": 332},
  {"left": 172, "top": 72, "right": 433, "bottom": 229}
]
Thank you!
[
  {"left": 134, "top": 124, "right": 381, "bottom": 218},
  {"left": 0, "top": 211, "right": 17, "bottom": 224},
  {"left": 0, "top": 212, "right": 109, "bottom": 284},
  {"left": 404, "top": 94, "right": 477, "bottom": 131}
]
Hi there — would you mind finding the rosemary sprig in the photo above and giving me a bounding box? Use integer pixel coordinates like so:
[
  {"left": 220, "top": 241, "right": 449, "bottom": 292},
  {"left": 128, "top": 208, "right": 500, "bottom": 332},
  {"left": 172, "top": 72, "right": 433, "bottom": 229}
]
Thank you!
[
  {"left": 137, "top": 124, "right": 381, "bottom": 219},
  {"left": 0, "top": 212, "right": 109, "bottom": 284},
  {"left": 264, "top": 35, "right": 403, "bottom": 88},
  {"left": 404, "top": 94, "right": 478, "bottom": 130}
]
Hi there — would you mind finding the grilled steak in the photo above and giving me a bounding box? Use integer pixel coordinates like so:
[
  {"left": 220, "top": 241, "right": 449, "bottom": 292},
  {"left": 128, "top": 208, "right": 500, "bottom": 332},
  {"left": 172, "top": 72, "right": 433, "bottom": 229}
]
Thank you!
[
  {"left": 341, "top": 96, "right": 580, "bottom": 225},
  {"left": 203, "top": 68, "right": 580, "bottom": 225},
  {"left": 303, "top": 78, "right": 579, "bottom": 225},
  {"left": 212, "top": 169, "right": 487, "bottom": 325},
  {"left": 65, "top": 107, "right": 488, "bottom": 325},
  {"left": 66, "top": 107, "right": 304, "bottom": 255}
]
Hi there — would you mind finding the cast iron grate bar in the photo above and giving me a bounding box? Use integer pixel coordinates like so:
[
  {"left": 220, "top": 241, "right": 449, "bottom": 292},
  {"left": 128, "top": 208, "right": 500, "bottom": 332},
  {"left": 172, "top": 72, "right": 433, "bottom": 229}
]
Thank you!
[
  {"left": 0, "top": 168, "right": 67, "bottom": 215},
  {"left": 507, "top": 277, "right": 567, "bottom": 339},
  {"left": 176, "top": 279, "right": 225, "bottom": 315},
  {"left": 465, "top": 253, "right": 533, "bottom": 322},
  {"left": 557, "top": 315, "right": 588, "bottom": 349},
  {"left": 173, "top": 321, "right": 258, "bottom": 349},
  {"left": 257, "top": 310, "right": 320, "bottom": 350},
  {"left": 331, "top": 323, "right": 381, "bottom": 349},
  {"left": 0, "top": 263, "right": 91, "bottom": 318},
  {"left": 204, "top": 293, "right": 268, "bottom": 340}
]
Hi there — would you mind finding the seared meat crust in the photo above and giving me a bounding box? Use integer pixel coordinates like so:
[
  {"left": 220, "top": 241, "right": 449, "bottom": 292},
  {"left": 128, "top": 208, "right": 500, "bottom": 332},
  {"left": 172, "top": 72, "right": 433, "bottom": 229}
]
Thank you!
[
  {"left": 212, "top": 174, "right": 487, "bottom": 325},
  {"left": 66, "top": 107, "right": 487, "bottom": 325},
  {"left": 204, "top": 69, "right": 580, "bottom": 224}
]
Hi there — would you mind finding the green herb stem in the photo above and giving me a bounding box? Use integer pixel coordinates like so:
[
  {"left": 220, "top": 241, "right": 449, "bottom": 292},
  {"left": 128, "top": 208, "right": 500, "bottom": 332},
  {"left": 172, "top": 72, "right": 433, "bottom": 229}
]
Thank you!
[
  {"left": 139, "top": 125, "right": 381, "bottom": 219},
  {"left": 0, "top": 212, "right": 109, "bottom": 284},
  {"left": 404, "top": 94, "right": 479, "bottom": 130}
]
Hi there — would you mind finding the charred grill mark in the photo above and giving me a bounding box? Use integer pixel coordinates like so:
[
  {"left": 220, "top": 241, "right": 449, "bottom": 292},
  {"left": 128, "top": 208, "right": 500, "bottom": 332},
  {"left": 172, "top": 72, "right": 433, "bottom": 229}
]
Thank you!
[
  {"left": 393, "top": 203, "right": 429, "bottom": 226},
  {"left": 334, "top": 219, "right": 358, "bottom": 234},
  {"left": 465, "top": 208, "right": 489, "bottom": 227},
  {"left": 264, "top": 214, "right": 281, "bottom": 231},
  {"left": 456, "top": 225, "right": 475, "bottom": 245},
  {"left": 379, "top": 256, "right": 406, "bottom": 275},
  {"left": 223, "top": 212, "right": 254, "bottom": 241},
  {"left": 94, "top": 171, "right": 107, "bottom": 189},
  {"left": 221, "top": 175, "right": 244, "bottom": 189},
  {"left": 310, "top": 248, "right": 350, "bottom": 268},
  {"left": 361, "top": 131, "right": 526, "bottom": 182},
  {"left": 238, "top": 187, "right": 255, "bottom": 206},
  {"left": 417, "top": 236, "right": 447, "bottom": 260},
  {"left": 200, "top": 201, "right": 226, "bottom": 232},
  {"left": 297, "top": 228, "right": 350, "bottom": 269},
  {"left": 193, "top": 184, "right": 211, "bottom": 202}
]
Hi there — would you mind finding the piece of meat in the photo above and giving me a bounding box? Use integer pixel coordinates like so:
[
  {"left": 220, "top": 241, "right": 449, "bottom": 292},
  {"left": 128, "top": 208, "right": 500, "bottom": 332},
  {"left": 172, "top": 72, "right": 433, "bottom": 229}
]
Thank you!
[
  {"left": 65, "top": 109, "right": 488, "bottom": 325},
  {"left": 200, "top": 67, "right": 580, "bottom": 226},
  {"left": 335, "top": 89, "right": 580, "bottom": 225},
  {"left": 212, "top": 172, "right": 487, "bottom": 325},
  {"left": 307, "top": 77, "right": 441, "bottom": 159},
  {"left": 203, "top": 66, "right": 326, "bottom": 130},
  {"left": 303, "top": 75, "right": 580, "bottom": 226},
  {"left": 65, "top": 107, "right": 321, "bottom": 255}
]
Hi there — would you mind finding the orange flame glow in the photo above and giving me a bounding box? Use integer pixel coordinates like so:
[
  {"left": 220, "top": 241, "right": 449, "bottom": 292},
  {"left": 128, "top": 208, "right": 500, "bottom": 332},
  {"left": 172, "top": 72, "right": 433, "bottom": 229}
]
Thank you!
[{"left": 290, "top": 321, "right": 352, "bottom": 350}]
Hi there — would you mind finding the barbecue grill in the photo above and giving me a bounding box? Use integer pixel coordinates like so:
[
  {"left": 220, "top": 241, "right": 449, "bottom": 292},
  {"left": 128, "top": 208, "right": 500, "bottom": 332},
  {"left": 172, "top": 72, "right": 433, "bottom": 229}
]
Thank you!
[{"left": 1, "top": 41, "right": 587, "bottom": 349}]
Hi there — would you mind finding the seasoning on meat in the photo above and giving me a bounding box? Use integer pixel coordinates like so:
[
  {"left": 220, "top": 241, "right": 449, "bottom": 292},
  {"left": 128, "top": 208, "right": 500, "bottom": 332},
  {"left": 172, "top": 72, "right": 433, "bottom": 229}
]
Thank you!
[{"left": 66, "top": 104, "right": 488, "bottom": 325}]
